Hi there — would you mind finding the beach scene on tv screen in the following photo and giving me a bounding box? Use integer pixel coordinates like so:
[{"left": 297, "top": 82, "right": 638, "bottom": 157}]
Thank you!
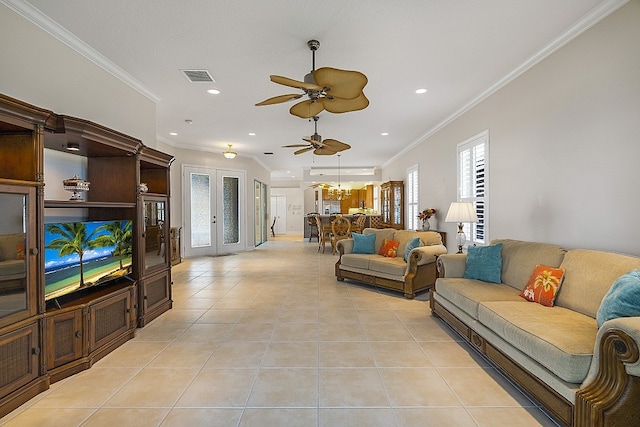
[{"left": 44, "top": 220, "right": 133, "bottom": 300}]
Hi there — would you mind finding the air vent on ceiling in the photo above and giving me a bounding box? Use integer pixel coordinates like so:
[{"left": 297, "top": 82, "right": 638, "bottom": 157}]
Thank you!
[{"left": 181, "top": 69, "right": 215, "bottom": 83}]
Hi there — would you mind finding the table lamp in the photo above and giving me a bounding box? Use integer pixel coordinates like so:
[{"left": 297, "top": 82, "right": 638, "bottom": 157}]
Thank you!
[{"left": 444, "top": 202, "right": 478, "bottom": 253}]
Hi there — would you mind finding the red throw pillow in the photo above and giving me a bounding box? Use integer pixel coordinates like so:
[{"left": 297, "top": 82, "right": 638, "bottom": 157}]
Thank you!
[
  {"left": 520, "top": 265, "right": 565, "bottom": 307},
  {"left": 379, "top": 239, "right": 400, "bottom": 258}
]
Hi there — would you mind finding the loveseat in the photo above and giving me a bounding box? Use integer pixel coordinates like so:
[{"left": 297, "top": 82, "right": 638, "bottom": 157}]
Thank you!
[
  {"left": 335, "top": 228, "right": 447, "bottom": 299},
  {"left": 431, "top": 239, "right": 640, "bottom": 427}
]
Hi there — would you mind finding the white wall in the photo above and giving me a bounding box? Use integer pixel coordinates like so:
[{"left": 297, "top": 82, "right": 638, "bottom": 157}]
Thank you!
[
  {"left": 0, "top": 5, "right": 156, "bottom": 146},
  {"left": 382, "top": 1, "right": 640, "bottom": 256}
]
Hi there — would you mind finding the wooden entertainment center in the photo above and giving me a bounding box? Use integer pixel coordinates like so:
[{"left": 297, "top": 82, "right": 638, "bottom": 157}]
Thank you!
[{"left": 0, "top": 94, "right": 174, "bottom": 416}]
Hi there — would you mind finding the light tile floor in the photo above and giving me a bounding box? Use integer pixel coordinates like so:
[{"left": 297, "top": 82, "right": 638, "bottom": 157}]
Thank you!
[{"left": 1, "top": 236, "right": 559, "bottom": 426}]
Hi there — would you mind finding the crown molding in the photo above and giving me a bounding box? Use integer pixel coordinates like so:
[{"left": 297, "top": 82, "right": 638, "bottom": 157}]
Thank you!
[
  {"left": 382, "top": 0, "right": 630, "bottom": 169},
  {"left": 1, "top": 0, "right": 161, "bottom": 103}
]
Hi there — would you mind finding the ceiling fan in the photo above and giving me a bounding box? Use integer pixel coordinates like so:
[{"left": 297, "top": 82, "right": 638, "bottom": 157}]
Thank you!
[
  {"left": 282, "top": 116, "right": 351, "bottom": 156},
  {"left": 256, "top": 40, "right": 369, "bottom": 119}
]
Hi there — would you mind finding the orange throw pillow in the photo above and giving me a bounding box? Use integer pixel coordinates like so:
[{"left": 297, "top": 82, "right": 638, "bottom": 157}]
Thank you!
[
  {"left": 379, "top": 239, "right": 400, "bottom": 258},
  {"left": 520, "top": 265, "right": 565, "bottom": 307}
]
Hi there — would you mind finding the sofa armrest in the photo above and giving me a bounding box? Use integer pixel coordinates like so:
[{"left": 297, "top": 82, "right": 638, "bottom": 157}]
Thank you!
[
  {"left": 411, "top": 244, "right": 448, "bottom": 266},
  {"left": 337, "top": 238, "right": 354, "bottom": 255},
  {"left": 575, "top": 316, "right": 640, "bottom": 424},
  {"left": 436, "top": 253, "right": 467, "bottom": 278},
  {"left": 582, "top": 316, "right": 640, "bottom": 387}
]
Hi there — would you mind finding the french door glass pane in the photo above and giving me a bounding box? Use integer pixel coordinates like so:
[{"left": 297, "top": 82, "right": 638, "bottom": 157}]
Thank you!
[
  {"left": 223, "top": 176, "right": 239, "bottom": 245},
  {"left": 190, "top": 173, "right": 211, "bottom": 247}
]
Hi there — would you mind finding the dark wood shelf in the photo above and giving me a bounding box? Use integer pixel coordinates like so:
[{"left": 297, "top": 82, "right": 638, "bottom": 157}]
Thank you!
[{"left": 44, "top": 200, "right": 136, "bottom": 209}]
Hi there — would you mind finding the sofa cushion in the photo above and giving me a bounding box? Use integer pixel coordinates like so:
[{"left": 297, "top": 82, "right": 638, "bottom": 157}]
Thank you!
[
  {"left": 368, "top": 257, "right": 407, "bottom": 277},
  {"left": 379, "top": 239, "right": 399, "bottom": 257},
  {"left": 340, "top": 253, "right": 379, "bottom": 270},
  {"left": 404, "top": 237, "right": 422, "bottom": 262},
  {"left": 478, "top": 301, "right": 597, "bottom": 383},
  {"left": 352, "top": 232, "right": 376, "bottom": 254},
  {"left": 519, "top": 265, "right": 565, "bottom": 307},
  {"left": 555, "top": 249, "right": 640, "bottom": 318},
  {"left": 492, "top": 239, "right": 567, "bottom": 291},
  {"left": 596, "top": 269, "right": 640, "bottom": 327},
  {"left": 395, "top": 230, "right": 441, "bottom": 257},
  {"left": 464, "top": 243, "right": 503, "bottom": 283},
  {"left": 363, "top": 228, "right": 396, "bottom": 254},
  {"left": 435, "top": 277, "right": 522, "bottom": 319}
]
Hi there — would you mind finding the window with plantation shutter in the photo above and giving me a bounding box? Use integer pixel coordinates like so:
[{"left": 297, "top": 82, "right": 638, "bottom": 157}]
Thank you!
[
  {"left": 457, "top": 130, "right": 488, "bottom": 246},
  {"left": 406, "top": 165, "right": 419, "bottom": 230}
]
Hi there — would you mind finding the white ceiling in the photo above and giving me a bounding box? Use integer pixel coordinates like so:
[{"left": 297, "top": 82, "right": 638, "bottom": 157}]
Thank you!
[{"left": 15, "top": 0, "right": 616, "bottom": 183}]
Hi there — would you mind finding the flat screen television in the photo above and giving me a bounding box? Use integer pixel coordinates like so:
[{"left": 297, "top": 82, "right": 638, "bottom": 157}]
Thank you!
[{"left": 44, "top": 220, "right": 133, "bottom": 301}]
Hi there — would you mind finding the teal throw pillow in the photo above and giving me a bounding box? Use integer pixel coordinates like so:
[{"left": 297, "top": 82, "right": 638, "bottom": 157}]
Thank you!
[
  {"left": 404, "top": 237, "right": 422, "bottom": 262},
  {"left": 596, "top": 269, "right": 640, "bottom": 328},
  {"left": 352, "top": 232, "right": 376, "bottom": 254},
  {"left": 463, "top": 243, "right": 503, "bottom": 283}
]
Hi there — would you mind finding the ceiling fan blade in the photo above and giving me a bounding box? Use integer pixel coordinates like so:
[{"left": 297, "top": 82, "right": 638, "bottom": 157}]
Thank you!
[
  {"left": 270, "top": 75, "right": 322, "bottom": 91},
  {"left": 282, "top": 144, "right": 311, "bottom": 148},
  {"left": 322, "top": 139, "right": 351, "bottom": 152},
  {"left": 255, "top": 93, "right": 303, "bottom": 106},
  {"left": 290, "top": 99, "right": 326, "bottom": 119},
  {"left": 313, "top": 67, "right": 368, "bottom": 100},
  {"left": 294, "top": 147, "right": 314, "bottom": 155},
  {"left": 313, "top": 147, "right": 338, "bottom": 155},
  {"left": 322, "top": 93, "right": 369, "bottom": 114}
]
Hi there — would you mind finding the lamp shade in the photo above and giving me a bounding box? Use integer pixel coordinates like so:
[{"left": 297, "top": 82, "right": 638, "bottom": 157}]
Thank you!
[{"left": 444, "top": 202, "right": 478, "bottom": 223}]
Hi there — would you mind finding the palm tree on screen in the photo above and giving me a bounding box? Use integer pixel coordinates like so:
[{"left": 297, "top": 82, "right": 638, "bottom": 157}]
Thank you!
[
  {"left": 93, "top": 221, "right": 133, "bottom": 269},
  {"left": 45, "top": 222, "right": 110, "bottom": 287}
]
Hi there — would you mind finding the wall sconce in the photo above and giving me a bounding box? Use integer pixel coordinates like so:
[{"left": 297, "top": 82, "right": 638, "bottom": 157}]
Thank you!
[
  {"left": 222, "top": 144, "right": 237, "bottom": 159},
  {"left": 66, "top": 142, "right": 80, "bottom": 151}
]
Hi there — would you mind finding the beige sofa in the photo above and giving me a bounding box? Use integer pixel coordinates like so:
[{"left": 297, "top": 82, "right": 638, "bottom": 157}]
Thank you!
[
  {"left": 431, "top": 239, "right": 640, "bottom": 427},
  {"left": 335, "top": 228, "right": 447, "bottom": 299}
]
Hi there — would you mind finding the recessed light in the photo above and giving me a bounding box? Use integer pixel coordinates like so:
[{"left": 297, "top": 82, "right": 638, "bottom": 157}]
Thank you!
[
  {"left": 248, "top": 132, "right": 256, "bottom": 136},
  {"left": 381, "top": 132, "right": 389, "bottom": 136},
  {"left": 169, "top": 132, "right": 178, "bottom": 136},
  {"left": 415, "top": 88, "right": 427, "bottom": 94},
  {"left": 66, "top": 142, "right": 80, "bottom": 151},
  {"left": 207, "top": 89, "right": 220, "bottom": 94},
  {"left": 185, "top": 119, "right": 193, "bottom": 124}
]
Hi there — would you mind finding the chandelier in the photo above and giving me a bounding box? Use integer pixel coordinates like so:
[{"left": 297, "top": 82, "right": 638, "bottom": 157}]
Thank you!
[{"left": 326, "top": 155, "right": 351, "bottom": 201}]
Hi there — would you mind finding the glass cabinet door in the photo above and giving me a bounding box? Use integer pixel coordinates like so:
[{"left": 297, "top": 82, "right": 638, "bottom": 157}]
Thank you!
[
  {"left": 0, "top": 185, "right": 35, "bottom": 328},
  {"left": 143, "top": 198, "right": 167, "bottom": 271}
]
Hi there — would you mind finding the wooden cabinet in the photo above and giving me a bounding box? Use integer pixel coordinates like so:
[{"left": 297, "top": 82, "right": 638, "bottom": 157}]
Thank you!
[
  {"left": 0, "top": 321, "right": 47, "bottom": 415},
  {"left": 0, "top": 94, "right": 173, "bottom": 413},
  {"left": 0, "top": 95, "right": 54, "bottom": 417},
  {"left": 137, "top": 147, "right": 173, "bottom": 327},
  {"left": 45, "top": 284, "right": 135, "bottom": 382},
  {"left": 380, "top": 181, "right": 404, "bottom": 229}
]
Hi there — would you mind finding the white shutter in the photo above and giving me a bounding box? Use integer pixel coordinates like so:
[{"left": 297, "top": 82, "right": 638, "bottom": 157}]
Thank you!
[{"left": 457, "top": 131, "right": 489, "bottom": 245}]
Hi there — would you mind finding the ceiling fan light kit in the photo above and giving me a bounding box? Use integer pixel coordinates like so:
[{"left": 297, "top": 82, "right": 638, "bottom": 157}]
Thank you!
[
  {"left": 222, "top": 144, "right": 237, "bottom": 159},
  {"left": 256, "top": 40, "right": 369, "bottom": 119}
]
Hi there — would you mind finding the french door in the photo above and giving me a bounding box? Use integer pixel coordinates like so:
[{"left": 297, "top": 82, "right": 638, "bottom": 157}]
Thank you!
[{"left": 183, "top": 165, "right": 245, "bottom": 257}]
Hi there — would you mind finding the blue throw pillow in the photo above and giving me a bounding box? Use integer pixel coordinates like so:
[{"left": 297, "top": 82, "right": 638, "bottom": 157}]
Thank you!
[
  {"left": 463, "top": 243, "right": 503, "bottom": 283},
  {"left": 596, "top": 269, "right": 640, "bottom": 328},
  {"left": 404, "top": 237, "right": 422, "bottom": 262},
  {"left": 352, "top": 232, "right": 376, "bottom": 254}
]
